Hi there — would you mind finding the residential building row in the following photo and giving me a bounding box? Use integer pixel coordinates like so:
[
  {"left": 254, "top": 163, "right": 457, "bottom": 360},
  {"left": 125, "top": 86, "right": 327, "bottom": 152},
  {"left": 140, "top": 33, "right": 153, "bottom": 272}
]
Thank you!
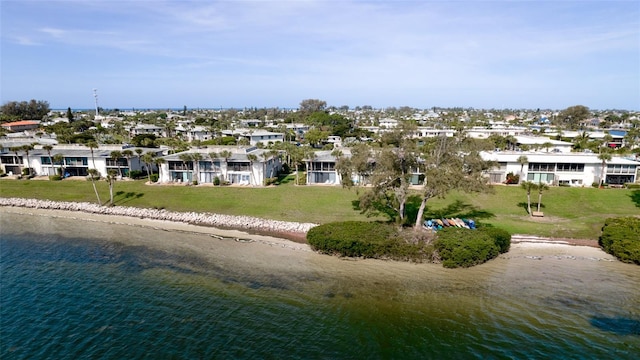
[{"left": 2, "top": 145, "right": 638, "bottom": 187}]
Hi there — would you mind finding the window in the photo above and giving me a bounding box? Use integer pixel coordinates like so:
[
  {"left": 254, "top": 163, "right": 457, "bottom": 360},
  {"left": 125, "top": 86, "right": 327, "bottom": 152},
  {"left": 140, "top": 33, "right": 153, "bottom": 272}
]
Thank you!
[
  {"left": 310, "top": 162, "right": 335, "bottom": 171},
  {"left": 556, "top": 163, "right": 584, "bottom": 172},
  {"left": 527, "top": 173, "right": 555, "bottom": 183},
  {"left": 607, "top": 164, "right": 635, "bottom": 174},
  {"left": 528, "top": 163, "right": 555, "bottom": 172}
]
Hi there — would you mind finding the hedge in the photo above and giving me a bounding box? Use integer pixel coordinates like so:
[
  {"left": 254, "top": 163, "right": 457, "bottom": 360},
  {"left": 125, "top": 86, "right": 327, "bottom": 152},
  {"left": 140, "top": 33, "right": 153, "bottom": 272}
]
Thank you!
[
  {"left": 306, "top": 221, "right": 430, "bottom": 261},
  {"left": 434, "top": 227, "right": 511, "bottom": 268},
  {"left": 599, "top": 217, "right": 640, "bottom": 265}
]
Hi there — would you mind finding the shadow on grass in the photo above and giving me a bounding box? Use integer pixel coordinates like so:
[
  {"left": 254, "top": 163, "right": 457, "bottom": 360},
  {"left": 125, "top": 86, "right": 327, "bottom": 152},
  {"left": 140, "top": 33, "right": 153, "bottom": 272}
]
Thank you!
[
  {"left": 630, "top": 190, "right": 640, "bottom": 208},
  {"left": 114, "top": 191, "right": 144, "bottom": 206},
  {"left": 424, "top": 199, "right": 495, "bottom": 220},
  {"left": 517, "top": 202, "right": 546, "bottom": 214},
  {"left": 590, "top": 316, "right": 640, "bottom": 336}
]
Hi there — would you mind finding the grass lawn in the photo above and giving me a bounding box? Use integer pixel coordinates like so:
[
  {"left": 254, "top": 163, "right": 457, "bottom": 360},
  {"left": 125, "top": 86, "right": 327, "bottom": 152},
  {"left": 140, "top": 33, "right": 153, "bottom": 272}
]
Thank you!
[{"left": 1, "top": 177, "right": 638, "bottom": 240}]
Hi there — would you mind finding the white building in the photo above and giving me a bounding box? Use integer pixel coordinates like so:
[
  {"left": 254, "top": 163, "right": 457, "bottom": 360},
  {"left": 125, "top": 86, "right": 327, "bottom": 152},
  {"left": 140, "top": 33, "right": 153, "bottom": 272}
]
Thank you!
[
  {"left": 481, "top": 151, "right": 640, "bottom": 186},
  {"left": 158, "top": 146, "right": 282, "bottom": 186}
]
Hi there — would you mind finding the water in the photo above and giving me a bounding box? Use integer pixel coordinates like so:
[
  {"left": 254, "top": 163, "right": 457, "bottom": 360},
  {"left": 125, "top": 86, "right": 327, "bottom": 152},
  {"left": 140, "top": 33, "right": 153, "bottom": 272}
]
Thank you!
[{"left": 1, "top": 211, "right": 639, "bottom": 359}]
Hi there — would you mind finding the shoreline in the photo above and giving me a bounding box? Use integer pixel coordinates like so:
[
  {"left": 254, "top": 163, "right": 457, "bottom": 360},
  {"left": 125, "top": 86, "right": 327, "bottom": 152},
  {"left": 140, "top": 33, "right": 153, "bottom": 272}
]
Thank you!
[
  {"left": 0, "top": 204, "right": 618, "bottom": 266},
  {"left": 0, "top": 197, "right": 601, "bottom": 252}
]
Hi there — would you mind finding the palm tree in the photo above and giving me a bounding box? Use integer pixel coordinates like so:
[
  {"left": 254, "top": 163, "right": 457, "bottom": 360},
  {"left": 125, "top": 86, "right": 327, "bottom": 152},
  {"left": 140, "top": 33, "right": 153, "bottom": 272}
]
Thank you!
[
  {"left": 43, "top": 145, "right": 54, "bottom": 177},
  {"left": 178, "top": 153, "right": 193, "bottom": 183},
  {"left": 536, "top": 181, "right": 549, "bottom": 213},
  {"left": 153, "top": 157, "right": 166, "bottom": 182},
  {"left": 122, "top": 149, "right": 134, "bottom": 177},
  {"left": 208, "top": 151, "right": 220, "bottom": 185},
  {"left": 521, "top": 181, "right": 538, "bottom": 216},
  {"left": 246, "top": 153, "right": 258, "bottom": 186},
  {"left": 141, "top": 152, "right": 155, "bottom": 184},
  {"left": 86, "top": 141, "right": 99, "bottom": 172},
  {"left": 105, "top": 169, "right": 118, "bottom": 206},
  {"left": 87, "top": 168, "right": 102, "bottom": 205},
  {"left": 191, "top": 153, "right": 203, "bottom": 184},
  {"left": 219, "top": 150, "right": 233, "bottom": 182},
  {"left": 9, "top": 146, "right": 23, "bottom": 175},
  {"left": 598, "top": 150, "right": 612, "bottom": 188},
  {"left": 21, "top": 144, "right": 34, "bottom": 176},
  {"left": 516, "top": 155, "right": 528, "bottom": 183},
  {"left": 53, "top": 154, "right": 65, "bottom": 177},
  {"left": 110, "top": 150, "right": 123, "bottom": 178}
]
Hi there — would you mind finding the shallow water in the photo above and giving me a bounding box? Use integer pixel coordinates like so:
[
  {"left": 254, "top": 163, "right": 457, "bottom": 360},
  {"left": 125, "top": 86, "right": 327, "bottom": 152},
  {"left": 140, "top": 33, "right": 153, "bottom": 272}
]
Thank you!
[{"left": 1, "top": 212, "right": 639, "bottom": 359}]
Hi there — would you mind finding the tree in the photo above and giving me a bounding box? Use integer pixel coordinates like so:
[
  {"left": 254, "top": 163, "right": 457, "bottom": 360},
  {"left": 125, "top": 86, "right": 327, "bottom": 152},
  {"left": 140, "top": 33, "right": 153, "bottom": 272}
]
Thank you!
[
  {"left": 122, "top": 149, "right": 134, "bottom": 177},
  {"left": 87, "top": 168, "right": 102, "bottom": 205},
  {"left": 536, "top": 182, "right": 549, "bottom": 213},
  {"left": 105, "top": 169, "right": 118, "bottom": 206},
  {"left": 9, "top": 146, "right": 22, "bottom": 175},
  {"left": 86, "top": 141, "right": 99, "bottom": 171},
  {"left": 557, "top": 105, "right": 590, "bottom": 130},
  {"left": 359, "top": 125, "right": 419, "bottom": 225},
  {"left": 192, "top": 153, "right": 203, "bottom": 184},
  {"left": 521, "top": 181, "right": 537, "bottom": 216},
  {"left": 66, "top": 107, "right": 74, "bottom": 122},
  {"left": 21, "top": 144, "right": 34, "bottom": 176},
  {"left": 413, "top": 135, "right": 493, "bottom": 229},
  {"left": 516, "top": 155, "right": 528, "bottom": 183},
  {"left": 141, "top": 152, "right": 156, "bottom": 183},
  {"left": 218, "top": 150, "right": 233, "bottom": 182},
  {"left": 0, "top": 99, "right": 50, "bottom": 119},
  {"left": 153, "top": 157, "right": 166, "bottom": 182},
  {"left": 299, "top": 99, "right": 327, "bottom": 114},
  {"left": 42, "top": 145, "right": 54, "bottom": 177},
  {"left": 246, "top": 153, "right": 258, "bottom": 186},
  {"left": 53, "top": 154, "right": 65, "bottom": 177},
  {"left": 110, "top": 150, "right": 123, "bottom": 178},
  {"left": 598, "top": 150, "right": 612, "bottom": 187}
]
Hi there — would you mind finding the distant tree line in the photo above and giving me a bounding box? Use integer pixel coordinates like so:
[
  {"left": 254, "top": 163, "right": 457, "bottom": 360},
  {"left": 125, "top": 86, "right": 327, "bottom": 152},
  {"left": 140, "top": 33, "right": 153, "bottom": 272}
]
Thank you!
[{"left": 0, "top": 99, "right": 50, "bottom": 121}]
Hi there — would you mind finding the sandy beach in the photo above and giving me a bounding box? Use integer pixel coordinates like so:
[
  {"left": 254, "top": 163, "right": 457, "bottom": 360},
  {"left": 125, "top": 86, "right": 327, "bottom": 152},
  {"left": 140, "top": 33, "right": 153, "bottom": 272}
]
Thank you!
[{"left": 0, "top": 204, "right": 615, "bottom": 266}]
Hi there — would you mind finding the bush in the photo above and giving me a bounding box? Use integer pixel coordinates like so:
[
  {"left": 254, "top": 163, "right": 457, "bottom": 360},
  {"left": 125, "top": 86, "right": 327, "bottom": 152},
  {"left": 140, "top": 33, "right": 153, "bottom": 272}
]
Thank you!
[
  {"left": 264, "top": 177, "right": 278, "bottom": 186},
  {"left": 150, "top": 174, "right": 159, "bottom": 182},
  {"left": 505, "top": 172, "right": 519, "bottom": 184},
  {"left": 129, "top": 170, "right": 144, "bottom": 179},
  {"left": 49, "top": 175, "right": 63, "bottom": 181},
  {"left": 599, "top": 217, "right": 640, "bottom": 265},
  {"left": 625, "top": 183, "right": 640, "bottom": 189},
  {"left": 307, "top": 221, "right": 432, "bottom": 261},
  {"left": 434, "top": 228, "right": 501, "bottom": 268},
  {"left": 478, "top": 226, "right": 512, "bottom": 253},
  {"left": 213, "top": 176, "right": 221, "bottom": 186}
]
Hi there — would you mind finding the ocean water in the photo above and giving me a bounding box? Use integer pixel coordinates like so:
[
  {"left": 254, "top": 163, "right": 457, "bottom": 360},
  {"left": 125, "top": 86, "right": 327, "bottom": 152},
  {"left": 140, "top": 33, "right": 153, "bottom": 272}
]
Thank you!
[{"left": 1, "top": 212, "right": 639, "bottom": 359}]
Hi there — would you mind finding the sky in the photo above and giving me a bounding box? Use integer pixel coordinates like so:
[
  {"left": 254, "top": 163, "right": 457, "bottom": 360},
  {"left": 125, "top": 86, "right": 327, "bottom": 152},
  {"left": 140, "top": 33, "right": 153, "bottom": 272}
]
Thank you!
[{"left": 1, "top": 0, "right": 639, "bottom": 110}]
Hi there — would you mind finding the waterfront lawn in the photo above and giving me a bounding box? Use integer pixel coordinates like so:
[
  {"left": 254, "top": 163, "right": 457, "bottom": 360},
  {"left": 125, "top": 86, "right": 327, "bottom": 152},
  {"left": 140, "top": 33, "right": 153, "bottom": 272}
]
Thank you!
[{"left": 1, "top": 178, "right": 638, "bottom": 239}]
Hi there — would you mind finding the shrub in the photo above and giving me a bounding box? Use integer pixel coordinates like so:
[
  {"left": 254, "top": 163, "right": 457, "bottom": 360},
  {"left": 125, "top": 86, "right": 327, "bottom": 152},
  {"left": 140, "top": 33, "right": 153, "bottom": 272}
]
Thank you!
[
  {"left": 434, "top": 228, "right": 501, "bottom": 268},
  {"left": 599, "top": 217, "right": 640, "bottom": 265},
  {"left": 129, "top": 170, "right": 144, "bottom": 179},
  {"left": 478, "top": 226, "right": 512, "bottom": 253},
  {"left": 150, "top": 174, "right": 159, "bottom": 182},
  {"left": 625, "top": 183, "right": 640, "bottom": 189},
  {"left": 307, "top": 221, "right": 432, "bottom": 261},
  {"left": 505, "top": 172, "right": 519, "bottom": 184},
  {"left": 213, "top": 176, "right": 221, "bottom": 186},
  {"left": 192, "top": 180, "right": 198, "bottom": 186},
  {"left": 49, "top": 175, "right": 63, "bottom": 181}
]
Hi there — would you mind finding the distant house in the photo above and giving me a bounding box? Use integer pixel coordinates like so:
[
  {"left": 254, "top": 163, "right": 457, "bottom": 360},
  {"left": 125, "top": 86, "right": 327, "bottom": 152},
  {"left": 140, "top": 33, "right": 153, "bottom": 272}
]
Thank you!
[
  {"left": 1, "top": 120, "right": 40, "bottom": 132},
  {"left": 221, "top": 129, "right": 284, "bottom": 146}
]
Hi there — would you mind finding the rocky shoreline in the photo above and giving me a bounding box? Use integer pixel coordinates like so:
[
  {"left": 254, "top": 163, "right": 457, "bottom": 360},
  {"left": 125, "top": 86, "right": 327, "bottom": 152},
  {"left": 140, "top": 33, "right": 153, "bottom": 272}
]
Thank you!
[{"left": 0, "top": 197, "right": 318, "bottom": 237}]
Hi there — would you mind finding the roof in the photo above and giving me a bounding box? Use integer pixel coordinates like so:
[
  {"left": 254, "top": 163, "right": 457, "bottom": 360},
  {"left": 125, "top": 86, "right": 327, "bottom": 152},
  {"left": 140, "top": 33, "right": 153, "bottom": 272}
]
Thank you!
[{"left": 1, "top": 120, "right": 40, "bottom": 127}]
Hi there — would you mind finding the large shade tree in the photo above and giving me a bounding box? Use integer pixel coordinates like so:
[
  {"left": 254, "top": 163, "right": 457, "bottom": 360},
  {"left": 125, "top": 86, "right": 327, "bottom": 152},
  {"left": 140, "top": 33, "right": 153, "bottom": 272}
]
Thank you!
[{"left": 413, "top": 135, "right": 493, "bottom": 229}]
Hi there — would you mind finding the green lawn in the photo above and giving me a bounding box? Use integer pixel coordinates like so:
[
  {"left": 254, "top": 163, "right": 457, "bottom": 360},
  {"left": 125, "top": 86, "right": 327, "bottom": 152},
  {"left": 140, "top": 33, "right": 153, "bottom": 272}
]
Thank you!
[{"left": 1, "top": 177, "right": 638, "bottom": 239}]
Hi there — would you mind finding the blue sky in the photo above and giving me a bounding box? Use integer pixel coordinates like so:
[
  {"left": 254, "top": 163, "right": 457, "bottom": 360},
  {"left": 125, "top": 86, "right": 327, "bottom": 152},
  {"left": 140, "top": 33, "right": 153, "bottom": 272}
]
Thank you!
[{"left": 1, "top": 0, "right": 639, "bottom": 110}]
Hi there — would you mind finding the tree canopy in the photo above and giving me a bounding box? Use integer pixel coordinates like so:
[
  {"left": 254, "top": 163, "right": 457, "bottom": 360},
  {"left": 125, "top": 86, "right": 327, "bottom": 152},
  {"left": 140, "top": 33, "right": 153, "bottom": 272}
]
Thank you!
[{"left": 1, "top": 99, "right": 50, "bottom": 121}]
